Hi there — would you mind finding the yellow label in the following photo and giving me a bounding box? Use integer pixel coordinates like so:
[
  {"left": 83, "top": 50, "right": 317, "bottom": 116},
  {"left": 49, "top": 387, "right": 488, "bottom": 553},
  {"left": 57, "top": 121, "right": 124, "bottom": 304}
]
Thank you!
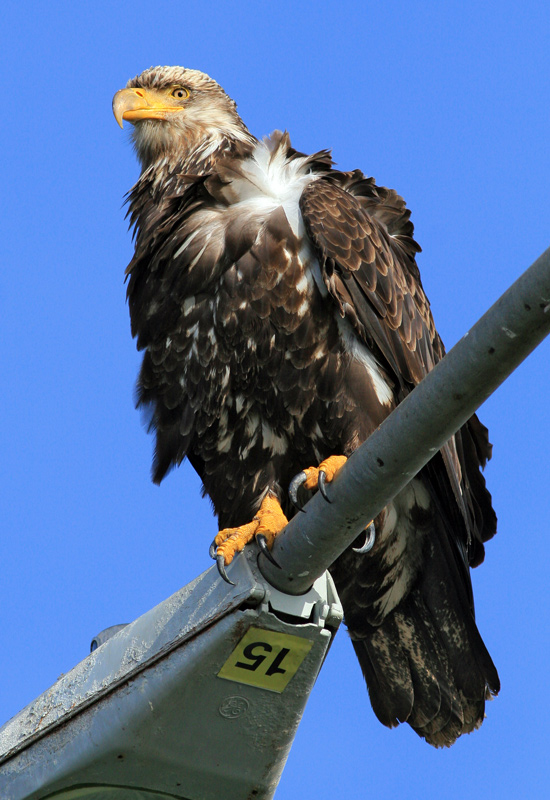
[{"left": 217, "top": 627, "right": 313, "bottom": 693}]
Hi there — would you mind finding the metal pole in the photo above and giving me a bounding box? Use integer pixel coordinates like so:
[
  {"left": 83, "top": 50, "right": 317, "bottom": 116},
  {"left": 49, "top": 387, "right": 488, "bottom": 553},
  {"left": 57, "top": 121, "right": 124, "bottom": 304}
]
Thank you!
[{"left": 259, "top": 246, "right": 550, "bottom": 594}]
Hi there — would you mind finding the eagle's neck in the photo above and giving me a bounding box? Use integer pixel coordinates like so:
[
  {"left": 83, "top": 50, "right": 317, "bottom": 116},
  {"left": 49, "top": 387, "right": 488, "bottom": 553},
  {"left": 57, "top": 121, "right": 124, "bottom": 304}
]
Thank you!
[
  {"left": 180, "top": 130, "right": 256, "bottom": 175},
  {"left": 133, "top": 118, "right": 256, "bottom": 178}
]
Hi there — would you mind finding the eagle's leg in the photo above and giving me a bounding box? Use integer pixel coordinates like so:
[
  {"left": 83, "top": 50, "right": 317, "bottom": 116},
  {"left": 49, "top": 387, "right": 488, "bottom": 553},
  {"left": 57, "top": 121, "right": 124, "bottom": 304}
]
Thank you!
[
  {"left": 289, "top": 455, "right": 348, "bottom": 509},
  {"left": 213, "top": 494, "right": 289, "bottom": 582}
]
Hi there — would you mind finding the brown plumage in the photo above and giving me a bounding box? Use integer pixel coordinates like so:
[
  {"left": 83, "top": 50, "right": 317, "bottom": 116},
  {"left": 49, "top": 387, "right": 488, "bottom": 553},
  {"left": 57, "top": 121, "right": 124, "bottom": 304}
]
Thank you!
[{"left": 113, "top": 66, "right": 499, "bottom": 746}]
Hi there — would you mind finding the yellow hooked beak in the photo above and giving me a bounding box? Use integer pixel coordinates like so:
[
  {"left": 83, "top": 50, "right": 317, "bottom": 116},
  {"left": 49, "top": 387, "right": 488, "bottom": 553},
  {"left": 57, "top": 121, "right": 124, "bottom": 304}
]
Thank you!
[{"left": 112, "top": 87, "right": 184, "bottom": 128}]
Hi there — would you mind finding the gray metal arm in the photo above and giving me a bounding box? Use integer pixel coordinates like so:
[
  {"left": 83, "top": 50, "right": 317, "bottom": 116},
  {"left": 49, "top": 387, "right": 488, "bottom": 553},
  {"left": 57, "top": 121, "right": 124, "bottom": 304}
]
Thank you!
[
  {"left": 0, "top": 551, "right": 342, "bottom": 800},
  {"left": 260, "top": 246, "right": 550, "bottom": 594}
]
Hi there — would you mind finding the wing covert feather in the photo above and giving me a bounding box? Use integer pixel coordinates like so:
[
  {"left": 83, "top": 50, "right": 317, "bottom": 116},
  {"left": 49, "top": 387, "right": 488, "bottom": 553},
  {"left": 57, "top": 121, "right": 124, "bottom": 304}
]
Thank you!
[{"left": 300, "top": 177, "right": 441, "bottom": 390}]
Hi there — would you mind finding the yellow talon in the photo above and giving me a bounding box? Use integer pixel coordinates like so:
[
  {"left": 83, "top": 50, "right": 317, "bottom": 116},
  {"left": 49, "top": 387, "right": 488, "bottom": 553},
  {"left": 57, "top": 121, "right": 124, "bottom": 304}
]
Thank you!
[
  {"left": 215, "top": 519, "right": 259, "bottom": 565},
  {"left": 302, "top": 455, "right": 348, "bottom": 490},
  {"left": 215, "top": 494, "right": 288, "bottom": 566}
]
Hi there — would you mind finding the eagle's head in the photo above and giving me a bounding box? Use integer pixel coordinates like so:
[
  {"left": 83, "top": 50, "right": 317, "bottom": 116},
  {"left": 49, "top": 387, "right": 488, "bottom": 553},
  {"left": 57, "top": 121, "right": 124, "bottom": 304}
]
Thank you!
[{"left": 113, "top": 66, "right": 253, "bottom": 170}]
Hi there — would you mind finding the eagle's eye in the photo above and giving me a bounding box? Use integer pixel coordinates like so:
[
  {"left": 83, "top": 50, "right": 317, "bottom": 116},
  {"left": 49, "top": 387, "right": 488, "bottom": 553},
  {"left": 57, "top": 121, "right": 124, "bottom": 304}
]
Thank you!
[{"left": 171, "top": 87, "right": 189, "bottom": 100}]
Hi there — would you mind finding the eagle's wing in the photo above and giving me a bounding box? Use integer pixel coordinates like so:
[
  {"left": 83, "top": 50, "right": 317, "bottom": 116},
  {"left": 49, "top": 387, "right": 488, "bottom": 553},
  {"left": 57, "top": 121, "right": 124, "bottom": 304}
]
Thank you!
[
  {"left": 300, "top": 174, "right": 438, "bottom": 389},
  {"left": 300, "top": 175, "right": 499, "bottom": 745},
  {"left": 300, "top": 174, "right": 496, "bottom": 563}
]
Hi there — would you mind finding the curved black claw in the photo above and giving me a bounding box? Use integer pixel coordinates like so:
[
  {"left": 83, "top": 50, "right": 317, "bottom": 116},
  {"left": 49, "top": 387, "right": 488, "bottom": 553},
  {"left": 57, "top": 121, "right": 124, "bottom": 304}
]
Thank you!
[
  {"left": 256, "top": 534, "right": 282, "bottom": 568},
  {"left": 209, "top": 539, "right": 218, "bottom": 560},
  {"left": 318, "top": 470, "right": 332, "bottom": 503},
  {"left": 288, "top": 471, "right": 308, "bottom": 512},
  {"left": 353, "top": 523, "right": 376, "bottom": 554},
  {"left": 216, "top": 553, "right": 236, "bottom": 585}
]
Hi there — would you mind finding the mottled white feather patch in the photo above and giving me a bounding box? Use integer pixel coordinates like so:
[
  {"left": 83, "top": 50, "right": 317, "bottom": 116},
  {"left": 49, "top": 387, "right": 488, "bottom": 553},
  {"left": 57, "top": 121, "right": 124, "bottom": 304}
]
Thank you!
[
  {"left": 261, "top": 422, "right": 287, "bottom": 455},
  {"left": 183, "top": 296, "right": 195, "bottom": 315},
  {"left": 217, "top": 433, "right": 233, "bottom": 453},
  {"left": 245, "top": 413, "right": 260, "bottom": 437},
  {"left": 371, "top": 480, "right": 431, "bottom": 620},
  {"left": 337, "top": 317, "right": 394, "bottom": 406},
  {"left": 225, "top": 139, "right": 318, "bottom": 237},
  {"left": 188, "top": 240, "right": 210, "bottom": 270},
  {"left": 174, "top": 229, "right": 201, "bottom": 259}
]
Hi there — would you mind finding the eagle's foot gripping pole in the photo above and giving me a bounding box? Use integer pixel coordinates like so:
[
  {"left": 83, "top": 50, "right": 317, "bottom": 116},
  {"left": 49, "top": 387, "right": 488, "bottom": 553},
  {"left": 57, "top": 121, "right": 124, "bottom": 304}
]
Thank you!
[
  {"left": 288, "top": 455, "right": 348, "bottom": 510},
  {"left": 210, "top": 494, "right": 288, "bottom": 584}
]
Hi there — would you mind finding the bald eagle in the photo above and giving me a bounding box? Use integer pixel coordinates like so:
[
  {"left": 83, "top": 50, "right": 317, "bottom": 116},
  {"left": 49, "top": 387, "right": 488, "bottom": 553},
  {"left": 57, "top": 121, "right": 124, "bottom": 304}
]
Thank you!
[{"left": 113, "top": 66, "right": 499, "bottom": 746}]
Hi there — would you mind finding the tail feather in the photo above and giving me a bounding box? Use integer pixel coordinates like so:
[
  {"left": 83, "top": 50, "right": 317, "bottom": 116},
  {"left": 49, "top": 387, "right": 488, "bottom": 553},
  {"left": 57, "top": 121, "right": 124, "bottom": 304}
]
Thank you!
[
  {"left": 349, "top": 588, "right": 496, "bottom": 746},
  {"left": 336, "top": 516, "right": 499, "bottom": 748},
  {"left": 350, "top": 593, "right": 468, "bottom": 746},
  {"left": 351, "top": 616, "right": 414, "bottom": 728}
]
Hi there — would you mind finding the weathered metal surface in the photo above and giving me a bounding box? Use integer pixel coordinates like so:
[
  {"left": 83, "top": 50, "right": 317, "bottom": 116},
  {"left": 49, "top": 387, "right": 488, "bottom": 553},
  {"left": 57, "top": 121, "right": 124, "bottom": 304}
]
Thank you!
[{"left": 0, "top": 548, "right": 341, "bottom": 800}]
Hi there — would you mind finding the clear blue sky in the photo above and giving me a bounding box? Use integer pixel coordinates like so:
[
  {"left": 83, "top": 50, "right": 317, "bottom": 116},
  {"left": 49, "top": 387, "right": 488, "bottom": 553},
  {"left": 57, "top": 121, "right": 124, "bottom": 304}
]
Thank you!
[{"left": 2, "top": 1, "right": 550, "bottom": 797}]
